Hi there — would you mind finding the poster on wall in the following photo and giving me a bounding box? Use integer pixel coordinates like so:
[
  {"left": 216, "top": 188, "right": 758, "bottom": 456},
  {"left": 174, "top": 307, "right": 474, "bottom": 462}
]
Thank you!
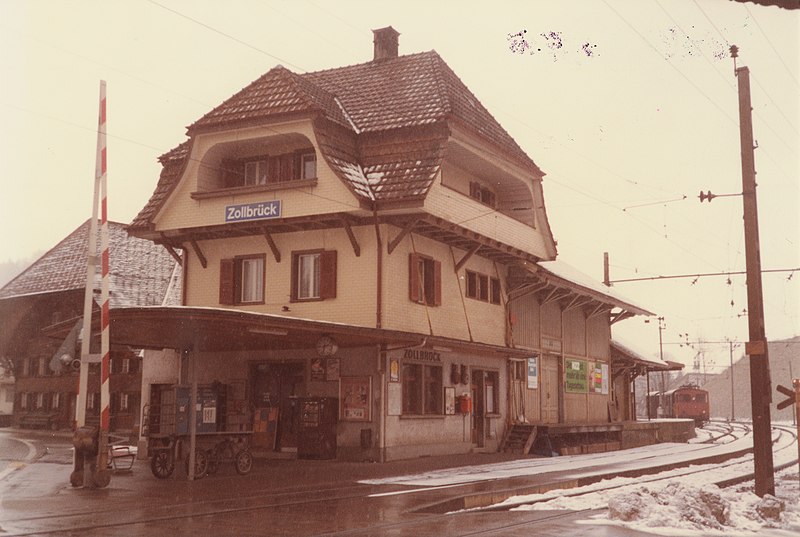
[
  {"left": 340, "top": 376, "right": 371, "bottom": 421},
  {"left": 526, "top": 356, "right": 538, "bottom": 389},
  {"left": 593, "top": 363, "right": 603, "bottom": 393},
  {"left": 444, "top": 387, "right": 456, "bottom": 415},
  {"left": 565, "top": 359, "right": 588, "bottom": 393},
  {"left": 389, "top": 358, "right": 400, "bottom": 382},
  {"left": 591, "top": 363, "right": 610, "bottom": 394},
  {"left": 310, "top": 357, "right": 325, "bottom": 381},
  {"left": 325, "top": 357, "right": 340, "bottom": 381},
  {"left": 601, "top": 363, "right": 609, "bottom": 394}
]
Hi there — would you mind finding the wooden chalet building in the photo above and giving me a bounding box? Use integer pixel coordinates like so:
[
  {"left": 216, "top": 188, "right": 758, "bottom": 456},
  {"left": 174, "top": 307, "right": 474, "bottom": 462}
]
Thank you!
[
  {"left": 0, "top": 220, "right": 180, "bottom": 432},
  {"left": 123, "top": 27, "right": 654, "bottom": 462}
]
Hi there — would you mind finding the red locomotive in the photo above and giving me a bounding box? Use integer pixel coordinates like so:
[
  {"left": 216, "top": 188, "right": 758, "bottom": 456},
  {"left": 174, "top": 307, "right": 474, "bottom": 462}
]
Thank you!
[{"left": 647, "top": 384, "right": 709, "bottom": 425}]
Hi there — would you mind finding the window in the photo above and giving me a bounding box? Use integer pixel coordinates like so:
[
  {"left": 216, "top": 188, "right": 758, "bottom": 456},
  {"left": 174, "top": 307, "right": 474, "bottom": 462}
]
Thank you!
[
  {"left": 300, "top": 152, "right": 317, "bottom": 179},
  {"left": 291, "top": 250, "right": 337, "bottom": 301},
  {"left": 122, "top": 358, "right": 131, "bottom": 374},
  {"left": 409, "top": 253, "right": 441, "bottom": 306},
  {"left": 484, "top": 371, "right": 499, "bottom": 414},
  {"left": 35, "top": 393, "right": 44, "bottom": 409},
  {"left": 51, "top": 393, "right": 60, "bottom": 409},
  {"left": 220, "top": 150, "right": 316, "bottom": 189},
  {"left": 87, "top": 393, "right": 97, "bottom": 410},
  {"left": 402, "top": 363, "right": 443, "bottom": 415},
  {"left": 19, "top": 392, "right": 27, "bottom": 410},
  {"left": 219, "top": 254, "right": 266, "bottom": 305},
  {"left": 469, "top": 181, "right": 496, "bottom": 207},
  {"left": 120, "top": 393, "right": 130, "bottom": 411},
  {"left": 466, "top": 271, "right": 502, "bottom": 305},
  {"left": 37, "top": 357, "right": 47, "bottom": 376},
  {"left": 244, "top": 159, "right": 269, "bottom": 185}
]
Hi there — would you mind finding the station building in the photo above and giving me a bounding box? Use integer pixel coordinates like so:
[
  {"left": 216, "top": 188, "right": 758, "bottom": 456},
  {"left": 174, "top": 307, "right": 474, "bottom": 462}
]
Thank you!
[{"left": 117, "top": 27, "right": 664, "bottom": 462}]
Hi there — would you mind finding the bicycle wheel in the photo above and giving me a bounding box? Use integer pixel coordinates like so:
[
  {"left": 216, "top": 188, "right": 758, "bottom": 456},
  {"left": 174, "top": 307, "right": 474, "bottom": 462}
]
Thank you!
[
  {"left": 234, "top": 449, "right": 253, "bottom": 475},
  {"left": 206, "top": 451, "right": 219, "bottom": 475},
  {"left": 185, "top": 449, "right": 208, "bottom": 479},
  {"left": 150, "top": 451, "right": 174, "bottom": 479}
]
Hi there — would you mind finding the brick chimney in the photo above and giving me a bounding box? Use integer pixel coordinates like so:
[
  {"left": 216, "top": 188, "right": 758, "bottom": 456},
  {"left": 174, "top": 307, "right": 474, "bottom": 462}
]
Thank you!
[{"left": 372, "top": 26, "right": 400, "bottom": 61}]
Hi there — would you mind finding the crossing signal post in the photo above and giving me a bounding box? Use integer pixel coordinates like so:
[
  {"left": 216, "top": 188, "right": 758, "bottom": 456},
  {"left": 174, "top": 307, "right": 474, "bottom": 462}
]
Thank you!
[{"left": 776, "top": 380, "right": 800, "bottom": 487}]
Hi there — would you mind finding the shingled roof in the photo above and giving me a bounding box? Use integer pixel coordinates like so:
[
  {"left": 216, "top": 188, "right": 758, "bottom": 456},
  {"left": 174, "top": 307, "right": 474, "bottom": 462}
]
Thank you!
[
  {"left": 130, "top": 42, "right": 543, "bottom": 231},
  {"left": 0, "top": 220, "right": 180, "bottom": 307}
]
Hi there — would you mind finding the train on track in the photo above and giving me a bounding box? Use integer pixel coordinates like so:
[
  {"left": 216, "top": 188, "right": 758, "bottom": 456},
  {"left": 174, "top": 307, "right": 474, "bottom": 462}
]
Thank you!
[{"left": 647, "top": 384, "right": 710, "bottom": 425}]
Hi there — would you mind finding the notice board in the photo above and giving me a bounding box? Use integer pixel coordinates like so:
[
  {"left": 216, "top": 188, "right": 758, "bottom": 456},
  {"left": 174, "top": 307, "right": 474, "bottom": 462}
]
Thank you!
[{"left": 565, "top": 359, "right": 588, "bottom": 393}]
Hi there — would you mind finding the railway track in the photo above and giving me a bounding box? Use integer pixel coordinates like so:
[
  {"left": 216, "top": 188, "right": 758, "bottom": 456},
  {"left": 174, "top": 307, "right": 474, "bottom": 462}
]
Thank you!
[{"left": 1, "top": 422, "right": 795, "bottom": 536}]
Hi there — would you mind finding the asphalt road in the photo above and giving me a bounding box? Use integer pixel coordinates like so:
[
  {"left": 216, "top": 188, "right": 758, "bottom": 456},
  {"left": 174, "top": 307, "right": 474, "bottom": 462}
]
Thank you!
[{"left": 0, "top": 429, "right": 37, "bottom": 474}]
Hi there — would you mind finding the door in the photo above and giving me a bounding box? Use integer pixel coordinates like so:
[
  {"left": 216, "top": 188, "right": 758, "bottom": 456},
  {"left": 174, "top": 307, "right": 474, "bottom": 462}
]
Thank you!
[
  {"left": 471, "top": 369, "right": 485, "bottom": 447},
  {"left": 251, "top": 362, "right": 305, "bottom": 450},
  {"left": 540, "top": 355, "right": 559, "bottom": 424}
]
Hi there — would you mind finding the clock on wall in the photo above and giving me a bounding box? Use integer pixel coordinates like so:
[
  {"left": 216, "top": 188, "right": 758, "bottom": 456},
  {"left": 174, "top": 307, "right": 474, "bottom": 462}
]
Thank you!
[{"left": 316, "top": 335, "right": 338, "bottom": 357}]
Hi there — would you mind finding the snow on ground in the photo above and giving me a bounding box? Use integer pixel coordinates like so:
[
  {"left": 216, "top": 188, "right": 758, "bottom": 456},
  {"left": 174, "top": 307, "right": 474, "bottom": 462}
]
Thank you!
[
  {"left": 492, "top": 423, "right": 799, "bottom": 535},
  {"left": 503, "top": 458, "right": 799, "bottom": 535}
]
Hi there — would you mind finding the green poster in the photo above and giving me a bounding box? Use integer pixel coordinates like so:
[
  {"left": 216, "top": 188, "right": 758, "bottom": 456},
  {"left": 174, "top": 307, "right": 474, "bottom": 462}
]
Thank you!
[{"left": 565, "top": 359, "right": 588, "bottom": 393}]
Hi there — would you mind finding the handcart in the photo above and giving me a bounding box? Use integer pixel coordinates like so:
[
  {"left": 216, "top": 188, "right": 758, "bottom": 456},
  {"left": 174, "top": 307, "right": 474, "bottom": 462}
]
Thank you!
[
  {"left": 149, "top": 431, "right": 253, "bottom": 479},
  {"left": 144, "top": 383, "right": 253, "bottom": 479}
]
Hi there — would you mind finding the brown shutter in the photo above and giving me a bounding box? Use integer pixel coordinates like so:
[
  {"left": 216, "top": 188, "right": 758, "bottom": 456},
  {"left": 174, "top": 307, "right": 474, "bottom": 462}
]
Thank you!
[
  {"left": 320, "top": 250, "right": 337, "bottom": 299},
  {"left": 219, "top": 258, "right": 235, "bottom": 305},
  {"left": 268, "top": 156, "right": 280, "bottom": 183},
  {"left": 290, "top": 253, "right": 298, "bottom": 301},
  {"left": 433, "top": 260, "right": 442, "bottom": 306},
  {"left": 280, "top": 154, "right": 295, "bottom": 182},
  {"left": 222, "top": 159, "right": 244, "bottom": 188},
  {"left": 409, "top": 253, "right": 420, "bottom": 303}
]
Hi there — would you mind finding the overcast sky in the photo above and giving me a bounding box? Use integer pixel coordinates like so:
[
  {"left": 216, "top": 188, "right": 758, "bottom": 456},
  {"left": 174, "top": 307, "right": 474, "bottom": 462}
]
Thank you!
[{"left": 1, "top": 0, "right": 797, "bottom": 371}]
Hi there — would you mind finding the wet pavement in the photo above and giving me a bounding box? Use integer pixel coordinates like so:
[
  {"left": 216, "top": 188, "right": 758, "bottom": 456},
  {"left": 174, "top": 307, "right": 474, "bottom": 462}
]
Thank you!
[{"left": 0, "top": 427, "right": 756, "bottom": 536}]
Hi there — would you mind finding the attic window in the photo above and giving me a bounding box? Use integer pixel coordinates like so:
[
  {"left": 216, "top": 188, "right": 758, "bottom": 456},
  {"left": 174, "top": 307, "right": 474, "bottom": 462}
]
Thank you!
[
  {"left": 469, "top": 182, "right": 496, "bottom": 208},
  {"left": 220, "top": 151, "right": 316, "bottom": 189}
]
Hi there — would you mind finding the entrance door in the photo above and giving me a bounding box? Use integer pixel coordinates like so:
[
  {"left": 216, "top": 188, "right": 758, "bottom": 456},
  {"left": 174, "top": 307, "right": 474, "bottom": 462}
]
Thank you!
[
  {"left": 471, "top": 369, "right": 485, "bottom": 447},
  {"left": 251, "top": 362, "right": 305, "bottom": 450},
  {"left": 540, "top": 356, "right": 559, "bottom": 424}
]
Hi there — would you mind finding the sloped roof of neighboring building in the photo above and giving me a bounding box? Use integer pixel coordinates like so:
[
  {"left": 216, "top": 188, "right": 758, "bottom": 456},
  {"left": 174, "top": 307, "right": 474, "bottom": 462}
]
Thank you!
[
  {"left": 538, "top": 259, "right": 653, "bottom": 316},
  {"left": 611, "top": 337, "right": 684, "bottom": 371},
  {"left": 130, "top": 49, "right": 543, "bottom": 231},
  {"left": 0, "top": 220, "right": 181, "bottom": 307}
]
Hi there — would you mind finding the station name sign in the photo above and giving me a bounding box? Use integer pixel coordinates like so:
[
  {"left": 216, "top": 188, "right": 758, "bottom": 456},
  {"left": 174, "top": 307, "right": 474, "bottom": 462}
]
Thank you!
[
  {"left": 225, "top": 200, "right": 281, "bottom": 223},
  {"left": 403, "top": 349, "right": 441, "bottom": 362}
]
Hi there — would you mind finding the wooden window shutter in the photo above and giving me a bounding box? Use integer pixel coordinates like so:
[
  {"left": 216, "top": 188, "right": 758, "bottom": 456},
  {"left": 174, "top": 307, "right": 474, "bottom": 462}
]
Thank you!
[
  {"left": 433, "top": 260, "right": 442, "bottom": 306},
  {"left": 290, "top": 253, "right": 299, "bottom": 301},
  {"left": 219, "top": 258, "right": 235, "bottom": 305},
  {"left": 222, "top": 159, "right": 244, "bottom": 188},
  {"left": 409, "top": 253, "right": 420, "bottom": 303},
  {"left": 268, "top": 156, "right": 280, "bottom": 183},
  {"left": 280, "top": 154, "right": 294, "bottom": 183},
  {"left": 320, "top": 250, "right": 337, "bottom": 299}
]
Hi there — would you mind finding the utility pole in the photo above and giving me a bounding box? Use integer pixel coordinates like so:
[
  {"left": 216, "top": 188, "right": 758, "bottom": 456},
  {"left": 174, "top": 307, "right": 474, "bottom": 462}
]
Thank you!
[
  {"left": 729, "top": 341, "right": 736, "bottom": 420},
  {"left": 658, "top": 317, "right": 666, "bottom": 417},
  {"left": 732, "top": 46, "right": 775, "bottom": 497}
]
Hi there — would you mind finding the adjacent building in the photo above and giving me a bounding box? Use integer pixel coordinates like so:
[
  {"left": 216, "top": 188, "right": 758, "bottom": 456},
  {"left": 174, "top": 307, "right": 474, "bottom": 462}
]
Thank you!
[{"left": 0, "top": 220, "right": 180, "bottom": 432}]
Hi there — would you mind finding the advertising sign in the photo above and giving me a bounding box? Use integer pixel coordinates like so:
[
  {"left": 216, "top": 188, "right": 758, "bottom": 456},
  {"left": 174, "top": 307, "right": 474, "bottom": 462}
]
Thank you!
[
  {"left": 565, "top": 359, "right": 588, "bottom": 393},
  {"left": 225, "top": 200, "right": 281, "bottom": 223},
  {"left": 527, "top": 356, "right": 538, "bottom": 389},
  {"left": 340, "top": 376, "right": 371, "bottom": 421}
]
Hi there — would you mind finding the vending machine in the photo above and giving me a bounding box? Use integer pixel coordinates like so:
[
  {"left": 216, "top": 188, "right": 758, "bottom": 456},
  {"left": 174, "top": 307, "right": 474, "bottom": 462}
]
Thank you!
[{"left": 297, "top": 397, "right": 338, "bottom": 459}]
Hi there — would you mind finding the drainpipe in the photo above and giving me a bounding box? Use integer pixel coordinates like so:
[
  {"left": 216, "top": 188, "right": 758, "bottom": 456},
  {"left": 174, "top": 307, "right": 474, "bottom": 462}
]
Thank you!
[{"left": 372, "top": 206, "right": 382, "bottom": 329}]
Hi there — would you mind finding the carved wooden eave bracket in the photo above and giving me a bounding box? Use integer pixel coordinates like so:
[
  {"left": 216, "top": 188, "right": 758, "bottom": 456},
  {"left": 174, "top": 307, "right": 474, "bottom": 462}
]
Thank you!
[
  {"left": 382, "top": 213, "right": 540, "bottom": 266},
  {"left": 506, "top": 263, "right": 652, "bottom": 322},
  {"left": 262, "top": 230, "right": 281, "bottom": 263}
]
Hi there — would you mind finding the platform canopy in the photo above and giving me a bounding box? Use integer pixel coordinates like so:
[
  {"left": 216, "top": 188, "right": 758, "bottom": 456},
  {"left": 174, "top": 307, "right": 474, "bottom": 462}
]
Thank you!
[{"left": 45, "top": 305, "right": 532, "bottom": 357}]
